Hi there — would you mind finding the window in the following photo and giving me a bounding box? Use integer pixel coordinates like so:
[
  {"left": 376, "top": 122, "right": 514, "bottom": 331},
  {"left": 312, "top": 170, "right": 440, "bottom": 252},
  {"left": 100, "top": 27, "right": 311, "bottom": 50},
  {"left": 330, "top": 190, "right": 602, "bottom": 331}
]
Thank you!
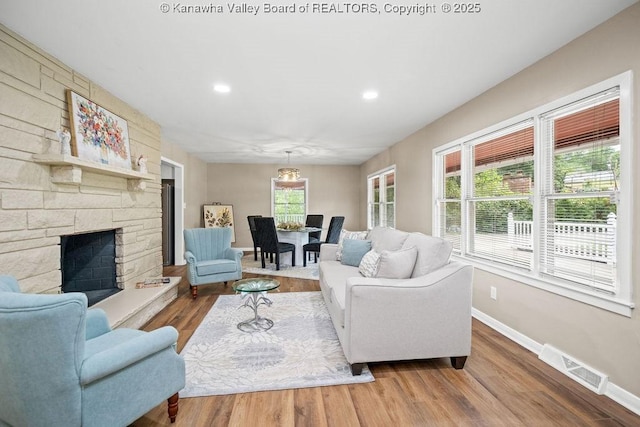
[
  {"left": 433, "top": 72, "right": 633, "bottom": 316},
  {"left": 271, "top": 178, "right": 307, "bottom": 225},
  {"left": 368, "top": 167, "right": 395, "bottom": 229}
]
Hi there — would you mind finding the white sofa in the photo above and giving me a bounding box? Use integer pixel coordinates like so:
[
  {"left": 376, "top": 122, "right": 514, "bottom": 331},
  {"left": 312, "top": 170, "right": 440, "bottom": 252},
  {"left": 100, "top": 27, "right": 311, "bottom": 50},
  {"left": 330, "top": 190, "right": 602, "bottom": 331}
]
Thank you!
[{"left": 319, "top": 227, "right": 473, "bottom": 375}]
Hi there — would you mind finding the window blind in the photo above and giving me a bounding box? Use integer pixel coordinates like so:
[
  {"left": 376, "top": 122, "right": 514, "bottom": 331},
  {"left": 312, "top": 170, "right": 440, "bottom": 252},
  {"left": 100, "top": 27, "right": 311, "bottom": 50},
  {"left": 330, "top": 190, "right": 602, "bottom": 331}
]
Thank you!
[{"left": 540, "top": 89, "right": 619, "bottom": 292}]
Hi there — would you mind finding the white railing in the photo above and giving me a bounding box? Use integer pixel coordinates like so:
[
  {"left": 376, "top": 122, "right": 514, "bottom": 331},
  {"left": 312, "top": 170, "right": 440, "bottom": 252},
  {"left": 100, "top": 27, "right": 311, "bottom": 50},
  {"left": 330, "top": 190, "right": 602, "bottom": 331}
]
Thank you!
[
  {"left": 507, "top": 212, "right": 616, "bottom": 264},
  {"left": 274, "top": 214, "right": 305, "bottom": 225}
]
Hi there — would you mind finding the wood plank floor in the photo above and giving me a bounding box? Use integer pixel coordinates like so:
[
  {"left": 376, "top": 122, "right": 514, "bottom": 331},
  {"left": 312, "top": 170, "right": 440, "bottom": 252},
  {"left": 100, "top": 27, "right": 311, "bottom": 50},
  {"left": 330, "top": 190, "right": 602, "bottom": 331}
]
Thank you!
[{"left": 131, "top": 265, "right": 640, "bottom": 426}]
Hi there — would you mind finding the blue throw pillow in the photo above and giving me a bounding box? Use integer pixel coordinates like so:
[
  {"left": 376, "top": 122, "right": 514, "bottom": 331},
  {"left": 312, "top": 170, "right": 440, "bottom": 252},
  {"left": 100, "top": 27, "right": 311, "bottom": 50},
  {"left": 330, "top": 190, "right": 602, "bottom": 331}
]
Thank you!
[{"left": 340, "top": 239, "right": 372, "bottom": 267}]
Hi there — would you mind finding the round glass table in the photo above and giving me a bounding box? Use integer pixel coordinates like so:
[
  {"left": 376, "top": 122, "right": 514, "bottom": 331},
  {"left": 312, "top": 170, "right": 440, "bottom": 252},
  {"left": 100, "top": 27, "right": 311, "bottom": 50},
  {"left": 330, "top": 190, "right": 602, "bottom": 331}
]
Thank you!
[{"left": 232, "top": 277, "right": 280, "bottom": 332}]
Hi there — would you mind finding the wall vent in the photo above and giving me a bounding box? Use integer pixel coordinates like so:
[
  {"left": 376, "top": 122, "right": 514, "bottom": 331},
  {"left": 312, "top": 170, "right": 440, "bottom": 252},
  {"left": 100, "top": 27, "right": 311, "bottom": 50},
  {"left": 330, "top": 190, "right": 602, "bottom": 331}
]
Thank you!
[{"left": 539, "top": 344, "right": 608, "bottom": 394}]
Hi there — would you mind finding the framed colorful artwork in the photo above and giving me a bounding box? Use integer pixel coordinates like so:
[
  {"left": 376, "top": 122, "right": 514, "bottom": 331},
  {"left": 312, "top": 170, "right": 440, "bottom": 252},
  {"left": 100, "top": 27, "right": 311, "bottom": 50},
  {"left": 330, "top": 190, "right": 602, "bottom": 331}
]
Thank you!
[
  {"left": 203, "top": 204, "right": 236, "bottom": 242},
  {"left": 66, "top": 90, "right": 132, "bottom": 170}
]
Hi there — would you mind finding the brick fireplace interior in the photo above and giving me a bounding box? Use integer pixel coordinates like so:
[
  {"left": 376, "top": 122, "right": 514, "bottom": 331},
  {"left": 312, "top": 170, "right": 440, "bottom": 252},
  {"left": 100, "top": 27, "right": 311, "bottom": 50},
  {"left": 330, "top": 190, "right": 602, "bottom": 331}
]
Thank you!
[{"left": 61, "top": 229, "right": 121, "bottom": 306}]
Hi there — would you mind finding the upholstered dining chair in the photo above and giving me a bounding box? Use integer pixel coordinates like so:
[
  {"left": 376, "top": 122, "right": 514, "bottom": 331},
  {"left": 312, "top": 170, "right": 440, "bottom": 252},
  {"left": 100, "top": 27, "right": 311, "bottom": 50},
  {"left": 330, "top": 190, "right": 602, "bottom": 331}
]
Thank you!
[
  {"left": 0, "top": 275, "right": 186, "bottom": 427},
  {"left": 304, "top": 214, "right": 324, "bottom": 243},
  {"left": 303, "top": 216, "right": 345, "bottom": 267},
  {"left": 254, "top": 217, "right": 296, "bottom": 270},
  {"left": 247, "top": 215, "right": 262, "bottom": 260},
  {"left": 184, "top": 227, "right": 243, "bottom": 299}
]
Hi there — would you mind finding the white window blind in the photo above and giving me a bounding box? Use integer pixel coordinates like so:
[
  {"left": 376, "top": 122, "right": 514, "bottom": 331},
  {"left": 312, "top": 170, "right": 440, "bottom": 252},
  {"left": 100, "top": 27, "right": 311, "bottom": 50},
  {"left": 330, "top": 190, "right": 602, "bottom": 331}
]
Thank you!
[
  {"left": 466, "top": 121, "right": 534, "bottom": 270},
  {"left": 539, "top": 89, "right": 619, "bottom": 292},
  {"left": 436, "top": 149, "right": 462, "bottom": 253}
]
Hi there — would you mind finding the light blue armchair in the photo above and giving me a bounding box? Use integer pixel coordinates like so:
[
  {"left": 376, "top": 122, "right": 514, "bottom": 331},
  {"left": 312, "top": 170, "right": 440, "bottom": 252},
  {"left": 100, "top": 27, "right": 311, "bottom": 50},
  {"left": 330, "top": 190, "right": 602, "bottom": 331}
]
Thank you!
[
  {"left": 184, "top": 227, "right": 243, "bottom": 299},
  {"left": 0, "top": 275, "right": 186, "bottom": 427}
]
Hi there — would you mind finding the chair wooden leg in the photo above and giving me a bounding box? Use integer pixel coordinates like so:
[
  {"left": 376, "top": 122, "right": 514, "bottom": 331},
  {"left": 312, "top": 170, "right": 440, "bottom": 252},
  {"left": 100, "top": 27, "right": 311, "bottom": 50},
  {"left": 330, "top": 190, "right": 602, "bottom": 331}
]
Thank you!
[
  {"left": 253, "top": 246, "right": 258, "bottom": 261},
  {"left": 291, "top": 250, "right": 295, "bottom": 267},
  {"left": 303, "top": 250, "right": 307, "bottom": 267},
  {"left": 190, "top": 285, "right": 197, "bottom": 299},
  {"left": 261, "top": 250, "right": 266, "bottom": 268},
  {"left": 275, "top": 252, "right": 280, "bottom": 270},
  {"left": 167, "top": 392, "right": 179, "bottom": 423}
]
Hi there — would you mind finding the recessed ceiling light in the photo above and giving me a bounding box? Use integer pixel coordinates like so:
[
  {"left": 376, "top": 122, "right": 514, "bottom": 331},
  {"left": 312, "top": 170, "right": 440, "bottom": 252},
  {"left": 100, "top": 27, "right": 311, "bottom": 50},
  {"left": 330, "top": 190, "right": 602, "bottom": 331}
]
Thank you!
[
  {"left": 213, "top": 83, "right": 231, "bottom": 94},
  {"left": 362, "top": 90, "right": 378, "bottom": 100}
]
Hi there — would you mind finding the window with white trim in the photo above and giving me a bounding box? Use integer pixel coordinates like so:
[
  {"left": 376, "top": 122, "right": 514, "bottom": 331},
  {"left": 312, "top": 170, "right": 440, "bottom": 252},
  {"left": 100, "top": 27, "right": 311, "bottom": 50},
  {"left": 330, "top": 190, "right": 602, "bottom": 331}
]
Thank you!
[
  {"left": 271, "top": 178, "right": 307, "bottom": 225},
  {"left": 433, "top": 73, "right": 633, "bottom": 316},
  {"left": 368, "top": 167, "right": 395, "bottom": 229}
]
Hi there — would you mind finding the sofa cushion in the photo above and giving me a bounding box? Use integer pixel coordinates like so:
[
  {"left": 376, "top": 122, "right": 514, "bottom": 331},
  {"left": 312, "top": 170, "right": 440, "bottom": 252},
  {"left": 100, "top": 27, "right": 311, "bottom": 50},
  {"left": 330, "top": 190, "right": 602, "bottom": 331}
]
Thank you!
[
  {"left": 367, "top": 226, "right": 409, "bottom": 253},
  {"left": 402, "top": 232, "right": 453, "bottom": 277},
  {"left": 376, "top": 247, "right": 418, "bottom": 279},
  {"left": 319, "top": 260, "right": 357, "bottom": 327},
  {"left": 340, "top": 239, "right": 371, "bottom": 267},
  {"left": 336, "top": 230, "right": 368, "bottom": 261},
  {"left": 358, "top": 249, "right": 380, "bottom": 277},
  {"left": 196, "top": 259, "right": 238, "bottom": 276}
]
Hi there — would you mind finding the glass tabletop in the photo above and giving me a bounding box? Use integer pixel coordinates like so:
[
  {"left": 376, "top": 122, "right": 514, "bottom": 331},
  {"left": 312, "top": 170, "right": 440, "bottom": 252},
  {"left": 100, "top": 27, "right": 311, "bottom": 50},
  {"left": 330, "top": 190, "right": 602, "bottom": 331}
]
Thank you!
[{"left": 233, "top": 277, "right": 280, "bottom": 293}]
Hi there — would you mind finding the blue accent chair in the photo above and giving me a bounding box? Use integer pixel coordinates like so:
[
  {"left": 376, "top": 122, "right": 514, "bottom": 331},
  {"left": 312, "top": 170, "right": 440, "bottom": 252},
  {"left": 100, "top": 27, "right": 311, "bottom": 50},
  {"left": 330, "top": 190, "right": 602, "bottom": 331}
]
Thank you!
[
  {"left": 184, "top": 227, "right": 243, "bottom": 299},
  {"left": 0, "top": 275, "right": 186, "bottom": 427}
]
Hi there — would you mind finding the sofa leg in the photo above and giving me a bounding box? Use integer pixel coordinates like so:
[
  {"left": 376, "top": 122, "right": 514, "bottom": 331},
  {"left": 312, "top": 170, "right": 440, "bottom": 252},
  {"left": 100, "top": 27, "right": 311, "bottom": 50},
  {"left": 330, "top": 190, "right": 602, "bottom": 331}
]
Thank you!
[
  {"left": 167, "top": 392, "right": 179, "bottom": 423},
  {"left": 190, "top": 285, "right": 198, "bottom": 299},
  {"left": 350, "top": 363, "right": 365, "bottom": 376},
  {"left": 451, "top": 356, "right": 467, "bottom": 369}
]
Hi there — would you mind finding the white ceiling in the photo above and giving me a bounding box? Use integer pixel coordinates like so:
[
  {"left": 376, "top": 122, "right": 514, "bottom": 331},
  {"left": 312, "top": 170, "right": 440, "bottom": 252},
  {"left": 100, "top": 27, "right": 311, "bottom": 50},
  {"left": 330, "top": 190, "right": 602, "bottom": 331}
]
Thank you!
[{"left": 0, "top": 0, "right": 636, "bottom": 165}]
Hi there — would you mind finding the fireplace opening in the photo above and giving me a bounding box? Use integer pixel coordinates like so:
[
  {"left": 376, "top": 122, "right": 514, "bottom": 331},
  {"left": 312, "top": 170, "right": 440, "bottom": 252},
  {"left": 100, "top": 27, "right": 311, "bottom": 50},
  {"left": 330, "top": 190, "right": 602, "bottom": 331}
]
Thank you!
[{"left": 61, "top": 229, "right": 121, "bottom": 306}]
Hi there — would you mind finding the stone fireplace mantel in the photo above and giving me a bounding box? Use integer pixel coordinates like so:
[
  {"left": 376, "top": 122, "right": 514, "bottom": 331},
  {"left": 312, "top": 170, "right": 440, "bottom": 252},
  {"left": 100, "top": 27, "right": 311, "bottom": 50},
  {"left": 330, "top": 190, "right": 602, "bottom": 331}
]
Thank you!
[{"left": 32, "top": 153, "right": 154, "bottom": 191}]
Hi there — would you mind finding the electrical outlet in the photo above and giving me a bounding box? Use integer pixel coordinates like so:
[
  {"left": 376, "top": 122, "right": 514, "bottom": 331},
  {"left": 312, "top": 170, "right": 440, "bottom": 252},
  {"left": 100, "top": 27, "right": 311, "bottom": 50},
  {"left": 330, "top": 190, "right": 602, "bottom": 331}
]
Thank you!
[{"left": 490, "top": 286, "right": 497, "bottom": 300}]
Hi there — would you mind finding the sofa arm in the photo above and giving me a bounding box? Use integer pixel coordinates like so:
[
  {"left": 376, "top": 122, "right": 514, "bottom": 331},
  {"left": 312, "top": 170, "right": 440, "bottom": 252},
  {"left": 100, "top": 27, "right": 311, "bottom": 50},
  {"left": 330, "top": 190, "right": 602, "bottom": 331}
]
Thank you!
[
  {"left": 225, "top": 247, "right": 243, "bottom": 261},
  {"left": 85, "top": 308, "right": 111, "bottom": 339},
  {"left": 80, "top": 326, "right": 179, "bottom": 385},
  {"left": 319, "top": 243, "right": 338, "bottom": 261},
  {"left": 343, "top": 262, "right": 473, "bottom": 364},
  {"left": 184, "top": 250, "right": 196, "bottom": 264}
]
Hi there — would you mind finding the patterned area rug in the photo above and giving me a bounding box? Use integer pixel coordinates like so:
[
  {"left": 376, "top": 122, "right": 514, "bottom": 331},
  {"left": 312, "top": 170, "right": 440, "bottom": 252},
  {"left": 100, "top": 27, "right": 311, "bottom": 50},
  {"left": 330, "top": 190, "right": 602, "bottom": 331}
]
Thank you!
[
  {"left": 180, "top": 291, "right": 374, "bottom": 397},
  {"left": 241, "top": 254, "right": 319, "bottom": 280}
]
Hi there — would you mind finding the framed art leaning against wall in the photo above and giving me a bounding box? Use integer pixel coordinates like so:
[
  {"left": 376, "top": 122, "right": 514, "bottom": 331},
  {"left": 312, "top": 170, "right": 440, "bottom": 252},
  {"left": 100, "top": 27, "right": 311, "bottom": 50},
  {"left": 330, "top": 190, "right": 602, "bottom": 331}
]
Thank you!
[
  {"left": 66, "top": 90, "right": 132, "bottom": 170},
  {"left": 204, "top": 204, "right": 236, "bottom": 242}
]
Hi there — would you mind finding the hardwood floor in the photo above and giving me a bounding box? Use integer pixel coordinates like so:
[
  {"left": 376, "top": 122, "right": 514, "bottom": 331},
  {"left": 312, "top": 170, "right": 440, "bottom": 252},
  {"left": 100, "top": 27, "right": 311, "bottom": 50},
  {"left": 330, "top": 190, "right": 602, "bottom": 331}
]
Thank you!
[{"left": 131, "top": 265, "right": 639, "bottom": 426}]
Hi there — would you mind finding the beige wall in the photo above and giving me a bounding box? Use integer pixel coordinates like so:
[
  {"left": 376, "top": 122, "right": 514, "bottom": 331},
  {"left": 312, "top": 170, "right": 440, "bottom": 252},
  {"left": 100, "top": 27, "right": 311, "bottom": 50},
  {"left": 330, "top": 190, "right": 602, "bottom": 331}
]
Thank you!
[
  {"left": 0, "top": 24, "right": 164, "bottom": 292},
  {"left": 160, "top": 139, "right": 209, "bottom": 230},
  {"left": 206, "top": 163, "right": 361, "bottom": 249},
  {"left": 362, "top": 4, "right": 640, "bottom": 397}
]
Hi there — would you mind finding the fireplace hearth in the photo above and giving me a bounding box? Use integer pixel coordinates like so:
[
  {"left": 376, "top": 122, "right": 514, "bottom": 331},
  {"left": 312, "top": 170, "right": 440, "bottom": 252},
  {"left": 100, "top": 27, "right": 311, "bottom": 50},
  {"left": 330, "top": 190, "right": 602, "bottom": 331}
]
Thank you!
[{"left": 61, "top": 229, "right": 121, "bottom": 306}]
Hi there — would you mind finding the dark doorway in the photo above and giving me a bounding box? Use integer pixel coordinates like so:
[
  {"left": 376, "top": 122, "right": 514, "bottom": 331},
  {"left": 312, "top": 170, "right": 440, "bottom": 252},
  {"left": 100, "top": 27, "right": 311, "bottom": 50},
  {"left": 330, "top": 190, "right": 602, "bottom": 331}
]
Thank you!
[{"left": 162, "top": 179, "right": 175, "bottom": 266}]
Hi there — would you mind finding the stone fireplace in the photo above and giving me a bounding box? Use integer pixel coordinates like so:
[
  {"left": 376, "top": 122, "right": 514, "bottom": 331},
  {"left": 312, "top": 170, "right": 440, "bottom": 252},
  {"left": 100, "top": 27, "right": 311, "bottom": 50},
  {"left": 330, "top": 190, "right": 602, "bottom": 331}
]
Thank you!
[
  {"left": 61, "top": 229, "right": 121, "bottom": 306},
  {"left": 0, "top": 22, "right": 179, "bottom": 328}
]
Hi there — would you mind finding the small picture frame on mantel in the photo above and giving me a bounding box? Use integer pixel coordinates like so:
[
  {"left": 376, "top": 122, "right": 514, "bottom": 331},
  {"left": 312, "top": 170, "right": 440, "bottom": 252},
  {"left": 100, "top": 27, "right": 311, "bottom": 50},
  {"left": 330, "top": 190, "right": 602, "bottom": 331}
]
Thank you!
[{"left": 203, "top": 204, "right": 236, "bottom": 242}]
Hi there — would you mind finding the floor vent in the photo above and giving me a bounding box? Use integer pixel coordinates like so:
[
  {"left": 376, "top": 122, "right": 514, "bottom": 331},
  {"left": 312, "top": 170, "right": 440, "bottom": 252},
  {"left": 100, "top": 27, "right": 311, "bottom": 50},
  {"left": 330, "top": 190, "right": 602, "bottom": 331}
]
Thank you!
[{"left": 539, "top": 344, "right": 608, "bottom": 394}]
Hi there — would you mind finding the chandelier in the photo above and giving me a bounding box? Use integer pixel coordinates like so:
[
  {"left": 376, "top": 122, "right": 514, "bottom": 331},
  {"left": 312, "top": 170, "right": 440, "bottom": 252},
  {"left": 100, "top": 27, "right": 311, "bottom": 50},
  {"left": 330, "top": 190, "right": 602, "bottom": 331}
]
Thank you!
[{"left": 277, "top": 151, "right": 301, "bottom": 182}]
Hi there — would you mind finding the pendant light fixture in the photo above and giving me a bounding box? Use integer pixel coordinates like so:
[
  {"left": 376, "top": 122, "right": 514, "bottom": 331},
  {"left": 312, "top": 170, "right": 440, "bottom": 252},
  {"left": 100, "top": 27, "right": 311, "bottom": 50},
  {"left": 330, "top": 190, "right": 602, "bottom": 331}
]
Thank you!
[{"left": 277, "top": 151, "right": 301, "bottom": 182}]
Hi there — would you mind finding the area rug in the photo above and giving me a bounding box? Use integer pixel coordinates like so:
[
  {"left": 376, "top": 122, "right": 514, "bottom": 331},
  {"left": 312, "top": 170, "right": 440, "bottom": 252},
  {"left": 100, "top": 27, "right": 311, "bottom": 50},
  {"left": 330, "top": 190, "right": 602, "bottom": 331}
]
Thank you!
[
  {"left": 180, "top": 291, "right": 374, "bottom": 397},
  {"left": 241, "top": 254, "right": 319, "bottom": 280}
]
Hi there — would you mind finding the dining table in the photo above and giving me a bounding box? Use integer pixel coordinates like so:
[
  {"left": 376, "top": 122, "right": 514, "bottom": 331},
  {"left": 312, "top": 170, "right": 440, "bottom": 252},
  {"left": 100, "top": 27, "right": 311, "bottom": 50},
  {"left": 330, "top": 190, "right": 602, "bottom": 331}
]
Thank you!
[{"left": 276, "top": 227, "right": 322, "bottom": 267}]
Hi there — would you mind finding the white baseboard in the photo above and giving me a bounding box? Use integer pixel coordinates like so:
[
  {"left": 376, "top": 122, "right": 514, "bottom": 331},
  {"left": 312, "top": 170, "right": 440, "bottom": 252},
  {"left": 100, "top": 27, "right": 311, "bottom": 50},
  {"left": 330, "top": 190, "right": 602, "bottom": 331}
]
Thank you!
[{"left": 471, "top": 308, "right": 640, "bottom": 416}]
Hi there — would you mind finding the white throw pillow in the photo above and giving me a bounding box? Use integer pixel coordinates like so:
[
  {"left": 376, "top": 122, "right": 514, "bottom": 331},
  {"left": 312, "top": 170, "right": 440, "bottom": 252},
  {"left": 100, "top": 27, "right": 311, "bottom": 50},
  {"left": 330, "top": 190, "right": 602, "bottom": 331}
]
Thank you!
[
  {"left": 336, "top": 229, "right": 368, "bottom": 261},
  {"left": 375, "top": 247, "right": 418, "bottom": 279},
  {"left": 358, "top": 249, "right": 380, "bottom": 277}
]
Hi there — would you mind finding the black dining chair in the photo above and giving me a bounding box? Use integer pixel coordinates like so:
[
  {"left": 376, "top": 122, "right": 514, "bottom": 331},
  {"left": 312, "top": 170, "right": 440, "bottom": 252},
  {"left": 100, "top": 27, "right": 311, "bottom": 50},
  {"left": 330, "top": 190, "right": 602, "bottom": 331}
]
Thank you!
[
  {"left": 303, "top": 216, "right": 345, "bottom": 267},
  {"left": 254, "top": 217, "right": 296, "bottom": 270},
  {"left": 305, "top": 214, "right": 324, "bottom": 242},
  {"left": 247, "top": 215, "right": 262, "bottom": 261}
]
